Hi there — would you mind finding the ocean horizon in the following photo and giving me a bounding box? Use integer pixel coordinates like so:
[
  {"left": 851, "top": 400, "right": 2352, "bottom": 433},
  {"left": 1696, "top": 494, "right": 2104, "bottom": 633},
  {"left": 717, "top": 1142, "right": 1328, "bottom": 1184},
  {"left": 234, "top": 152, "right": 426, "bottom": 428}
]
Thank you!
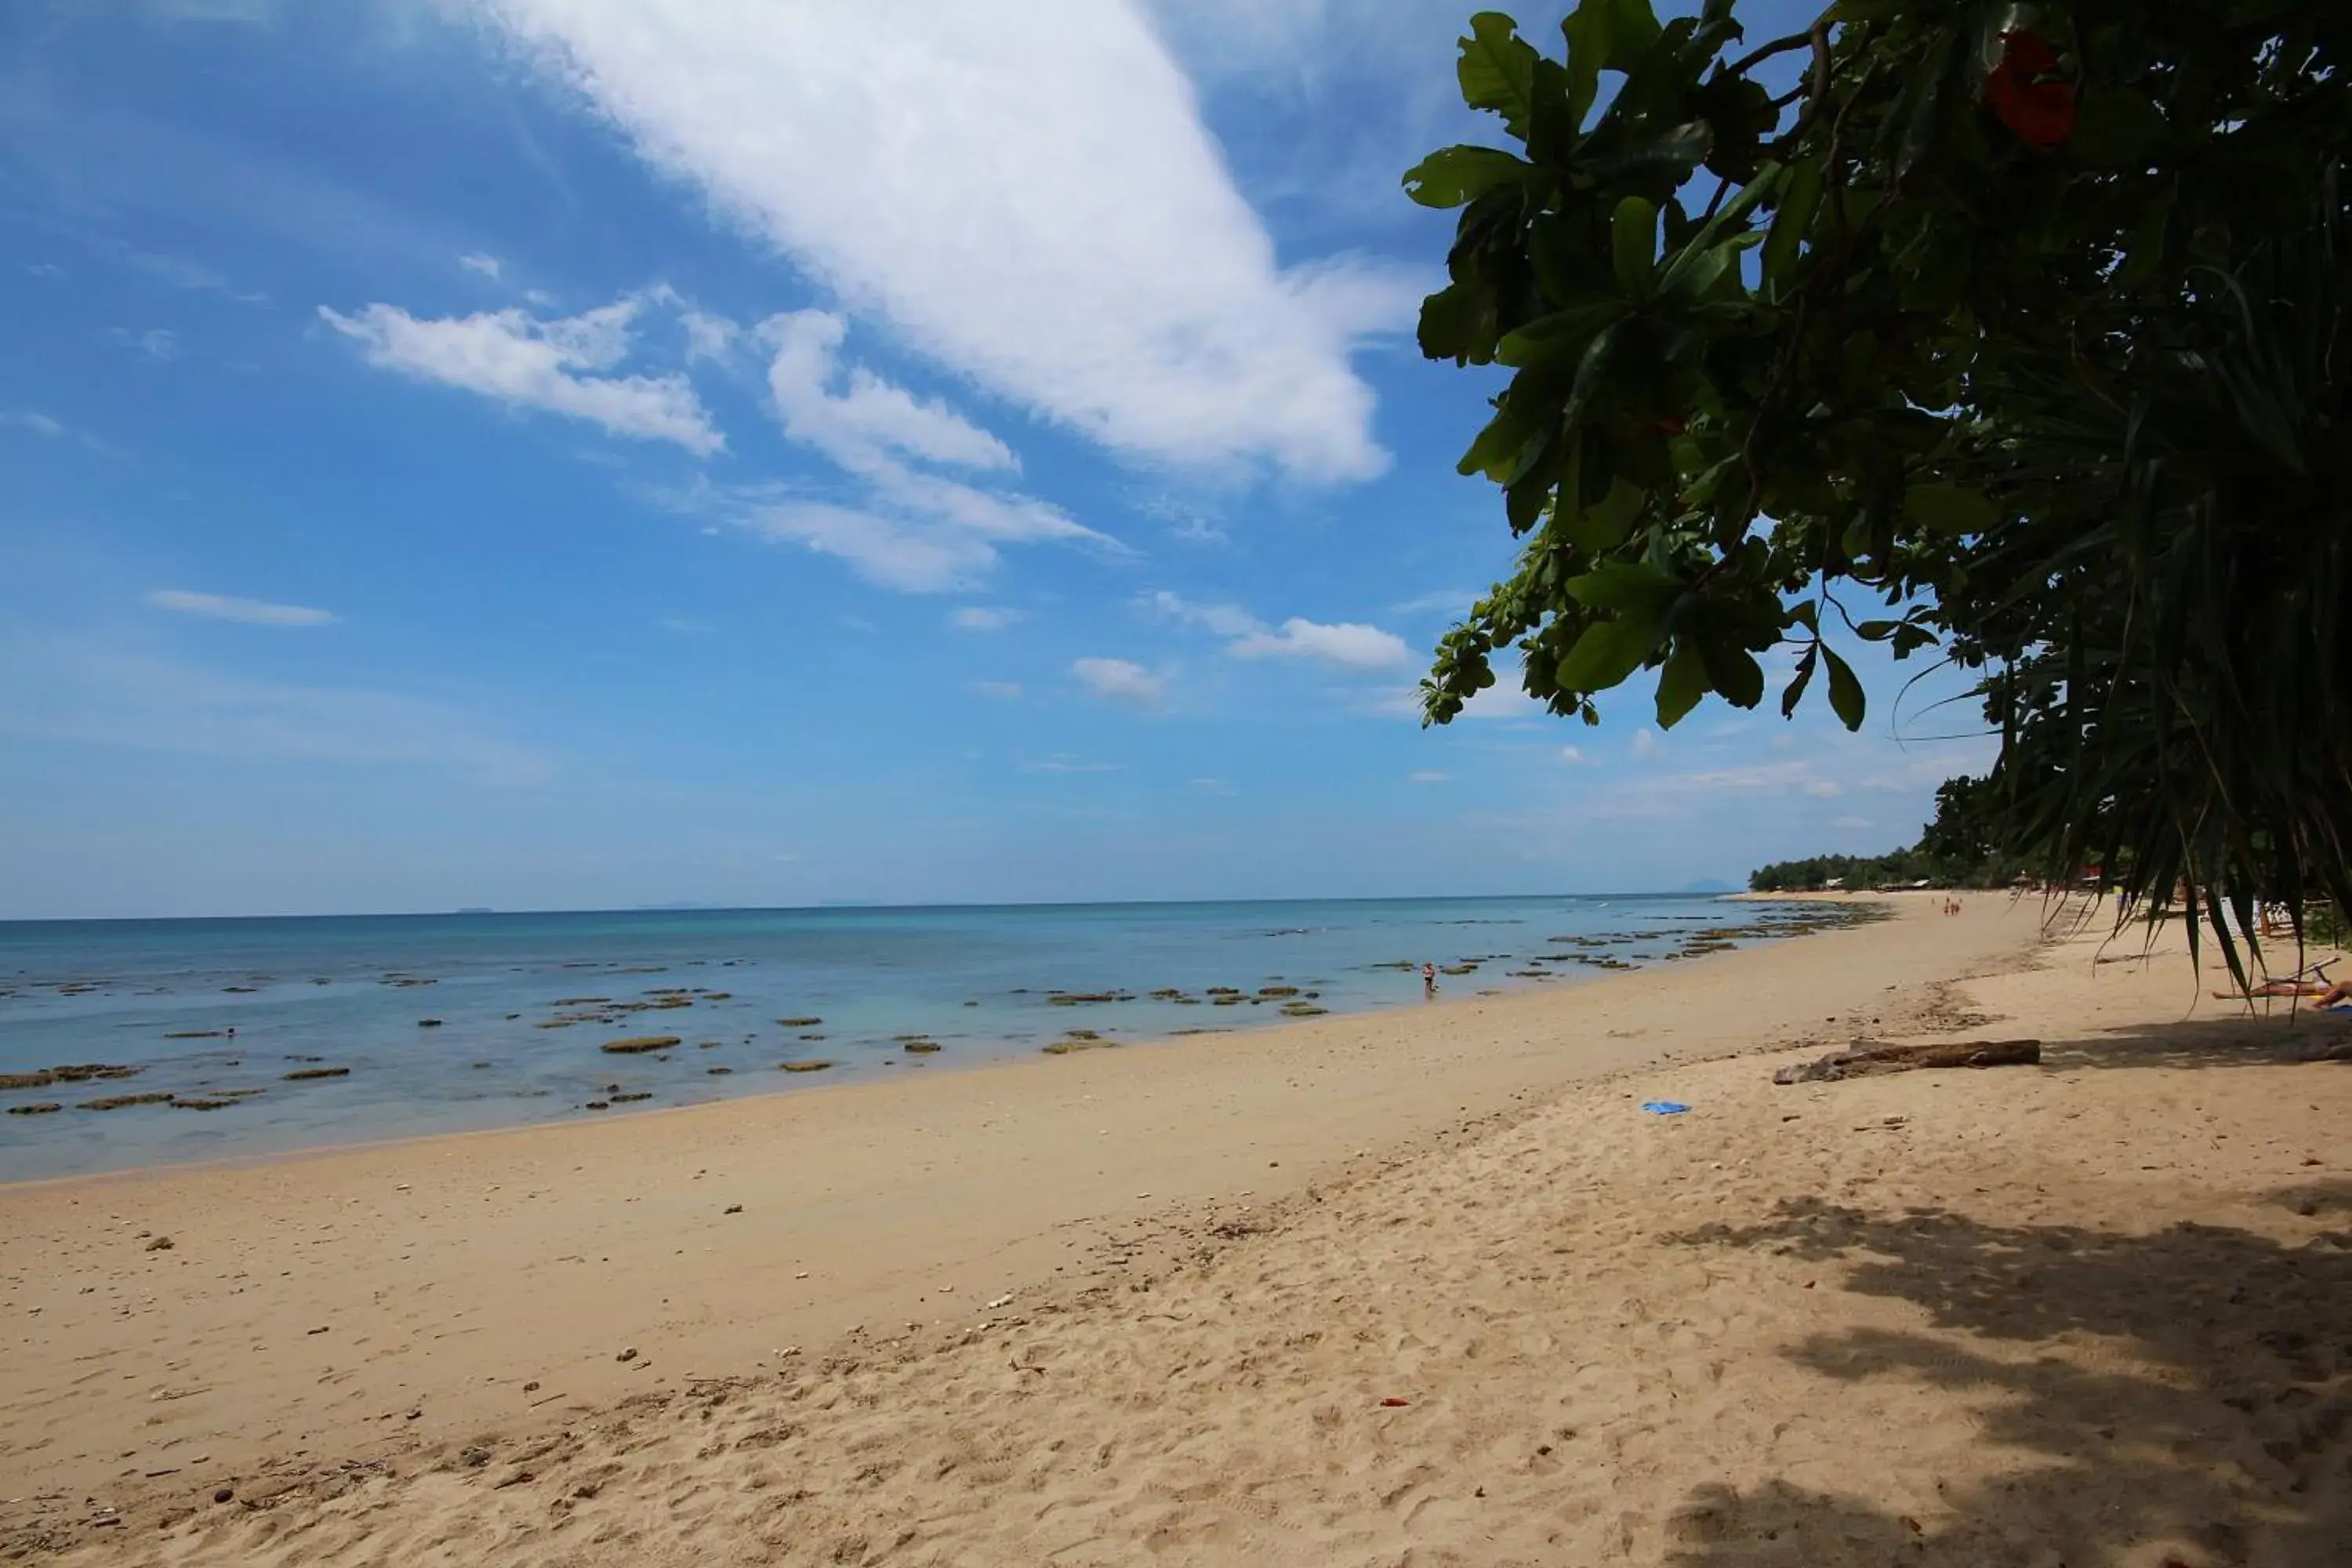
[{"left": 0, "top": 893, "right": 1852, "bottom": 1181}]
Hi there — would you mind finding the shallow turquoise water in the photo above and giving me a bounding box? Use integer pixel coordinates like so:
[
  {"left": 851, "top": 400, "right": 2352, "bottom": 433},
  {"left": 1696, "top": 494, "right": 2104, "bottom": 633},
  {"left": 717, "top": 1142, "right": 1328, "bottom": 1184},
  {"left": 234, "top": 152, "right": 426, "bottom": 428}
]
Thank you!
[{"left": 0, "top": 895, "right": 1795, "bottom": 1180}]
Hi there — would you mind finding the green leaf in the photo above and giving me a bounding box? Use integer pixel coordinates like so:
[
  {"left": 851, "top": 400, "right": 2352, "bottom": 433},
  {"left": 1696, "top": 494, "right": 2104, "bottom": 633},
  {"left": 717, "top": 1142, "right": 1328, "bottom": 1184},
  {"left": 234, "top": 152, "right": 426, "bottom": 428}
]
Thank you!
[
  {"left": 1654, "top": 642, "right": 1707, "bottom": 728},
  {"left": 1655, "top": 162, "right": 1784, "bottom": 294},
  {"left": 1555, "top": 615, "right": 1655, "bottom": 695},
  {"left": 1504, "top": 445, "right": 1562, "bottom": 532},
  {"left": 1822, "top": 644, "right": 1865, "bottom": 730},
  {"left": 1657, "top": 231, "right": 1759, "bottom": 303},
  {"left": 1562, "top": 475, "right": 1647, "bottom": 551},
  {"left": 1760, "top": 157, "right": 1823, "bottom": 294},
  {"left": 1417, "top": 282, "right": 1491, "bottom": 365},
  {"left": 1605, "top": 0, "right": 1663, "bottom": 64},
  {"left": 1566, "top": 558, "right": 1678, "bottom": 615},
  {"left": 1403, "top": 145, "right": 1539, "bottom": 209},
  {"left": 1893, "top": 27, "right": 1957, "bottom": 180},
  {"left": 1780, "top": 644, "right": 1818, "bottom": 718},
  {"left": 1560, "top": 319, "right": 1626, "bottom": 430},
  {"left": 1584, "top": 120, "right": 1714, "bottom": 183},
  {"left": 1456, "top": 402, "right": 1544, "bottom": 480},
  {"left": 1696, "top": 637, "right": 1764, "bottom": 708},
  {"left": 1559, "top": 0, "right": 1617, "bottom": 129},
  {"left": 1457, "top": 13, "right": 1541, "bottom": 134},
  {"left": 1610, "top": 196, "right": 1657, "bottom": 295},
  {"left": 1904, "top": 481, "right": 1998, "bottom": 536},
  {"left": 2115, "top": 187, "right": 2173, "bottom": 289},
  {"left": 2071, "top": 87, "right": 2166, "bottom": 170},
  {"left": 1495, "top": 298, "right": 1627, "bottom": 367}
]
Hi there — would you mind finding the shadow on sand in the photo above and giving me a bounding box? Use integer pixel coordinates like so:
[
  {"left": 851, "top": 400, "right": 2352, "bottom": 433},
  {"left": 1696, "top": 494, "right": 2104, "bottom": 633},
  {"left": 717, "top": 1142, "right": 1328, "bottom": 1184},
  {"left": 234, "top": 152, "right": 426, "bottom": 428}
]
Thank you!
[
  {"left": 2028, "top": 1012, "right": 2352, "bottom": 1073},
  {"left": 1660, "top": 1168, "right": 2352, "bottom": 1564}
]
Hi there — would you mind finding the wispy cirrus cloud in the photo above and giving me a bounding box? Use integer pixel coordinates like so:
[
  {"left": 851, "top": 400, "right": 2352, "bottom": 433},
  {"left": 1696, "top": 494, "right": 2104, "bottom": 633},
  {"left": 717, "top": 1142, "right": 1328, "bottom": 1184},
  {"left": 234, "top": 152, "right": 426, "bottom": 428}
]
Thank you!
[
  {"left": 145, "top": 589, "right": 337, "bottom": 627},
  {"left": 318, "top": 291, "right": 723, "bottom": 454},
  {"left": 111, "top": 327, "right": 180, "bottom": 361},
  {"left": 470, "top": 0, "right": 1414, "bottom": 481},
  {"left": 0, "top": 411, "right": 68, "bottom": 439},
  {"left": 949, "top": 606, "right": 1021, "bottom": 632}
]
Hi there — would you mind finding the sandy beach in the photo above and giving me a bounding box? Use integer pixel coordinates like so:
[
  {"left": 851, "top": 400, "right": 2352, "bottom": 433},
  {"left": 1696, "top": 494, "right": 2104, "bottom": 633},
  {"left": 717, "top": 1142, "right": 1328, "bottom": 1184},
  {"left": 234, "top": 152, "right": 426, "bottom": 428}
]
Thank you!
[{"left": 5, "top": 893, "right": 2347, "bottom": 1565}]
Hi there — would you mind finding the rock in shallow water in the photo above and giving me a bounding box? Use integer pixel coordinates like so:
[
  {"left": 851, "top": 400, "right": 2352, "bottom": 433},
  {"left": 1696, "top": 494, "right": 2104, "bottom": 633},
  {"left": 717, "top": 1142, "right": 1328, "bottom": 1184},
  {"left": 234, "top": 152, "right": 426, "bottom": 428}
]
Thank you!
[
  {"left": 601, "top": 1036, "right": 682, "bottom": 1054},
  {"left": 82, "top": 1093, "right": 175, "bottom": 1112}
]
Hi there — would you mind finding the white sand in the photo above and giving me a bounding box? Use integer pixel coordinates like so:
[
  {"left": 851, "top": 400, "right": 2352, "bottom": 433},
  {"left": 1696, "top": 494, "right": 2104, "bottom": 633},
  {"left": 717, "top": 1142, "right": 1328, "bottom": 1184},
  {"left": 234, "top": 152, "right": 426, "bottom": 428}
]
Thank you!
[{"left": 5, "top": 894, "right": 2347, "bottom": 1565}]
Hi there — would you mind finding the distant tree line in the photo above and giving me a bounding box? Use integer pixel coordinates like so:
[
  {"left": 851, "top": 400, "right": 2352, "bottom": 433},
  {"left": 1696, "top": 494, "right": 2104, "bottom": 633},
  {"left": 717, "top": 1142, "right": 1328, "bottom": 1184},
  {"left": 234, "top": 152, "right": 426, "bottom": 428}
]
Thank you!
[{"left": 1750, "top": 776, "right": 2038, "bottom": 892}]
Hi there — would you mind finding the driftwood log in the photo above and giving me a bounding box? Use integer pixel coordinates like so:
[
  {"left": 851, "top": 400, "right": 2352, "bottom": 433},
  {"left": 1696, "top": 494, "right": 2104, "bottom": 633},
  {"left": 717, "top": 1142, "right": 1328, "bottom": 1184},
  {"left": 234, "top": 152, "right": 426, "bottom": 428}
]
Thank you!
[{"left": 1773, "top": 1038, "right": 2042, "bottom": 1085}]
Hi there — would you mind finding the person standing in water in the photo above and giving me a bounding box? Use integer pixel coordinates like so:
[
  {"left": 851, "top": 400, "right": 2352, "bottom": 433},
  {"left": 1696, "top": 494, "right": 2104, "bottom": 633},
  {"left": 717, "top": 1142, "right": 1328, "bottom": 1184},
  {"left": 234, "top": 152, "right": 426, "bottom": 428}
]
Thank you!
[{"left": 1421, "top": 962, "right": 1437, "bottom": 1000}]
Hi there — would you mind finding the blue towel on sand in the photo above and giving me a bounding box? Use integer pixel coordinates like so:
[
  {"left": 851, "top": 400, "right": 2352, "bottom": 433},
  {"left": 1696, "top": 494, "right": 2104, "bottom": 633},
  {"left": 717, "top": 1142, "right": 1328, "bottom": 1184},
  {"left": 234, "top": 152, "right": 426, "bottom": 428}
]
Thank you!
[{"left": 1642, "top": 1100, "right": 1691, "bottom": 1116}]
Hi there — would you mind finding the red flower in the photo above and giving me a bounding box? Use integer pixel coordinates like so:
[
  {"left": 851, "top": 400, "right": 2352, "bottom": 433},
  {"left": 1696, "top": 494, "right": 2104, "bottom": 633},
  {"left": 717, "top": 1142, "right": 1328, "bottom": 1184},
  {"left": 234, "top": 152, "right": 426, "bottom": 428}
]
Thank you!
[{"left": 1983, "top": 29, "right": 2076, "bottom": 149}]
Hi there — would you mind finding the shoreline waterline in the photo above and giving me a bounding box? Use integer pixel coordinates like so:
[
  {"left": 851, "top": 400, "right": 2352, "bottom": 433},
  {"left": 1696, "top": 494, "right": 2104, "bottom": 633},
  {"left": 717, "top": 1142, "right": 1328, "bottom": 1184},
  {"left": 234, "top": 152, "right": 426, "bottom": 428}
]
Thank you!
[{"left": 0, "top": 893, "right": 1875, "bottom": 1182}]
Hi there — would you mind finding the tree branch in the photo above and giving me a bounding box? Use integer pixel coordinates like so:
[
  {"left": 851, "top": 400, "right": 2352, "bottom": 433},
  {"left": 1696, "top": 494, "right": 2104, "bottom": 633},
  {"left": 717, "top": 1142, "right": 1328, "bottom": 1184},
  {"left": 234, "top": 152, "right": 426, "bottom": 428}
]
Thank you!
[{"left": 1720, "top": 16, "right": 1828, "bottom": 82}]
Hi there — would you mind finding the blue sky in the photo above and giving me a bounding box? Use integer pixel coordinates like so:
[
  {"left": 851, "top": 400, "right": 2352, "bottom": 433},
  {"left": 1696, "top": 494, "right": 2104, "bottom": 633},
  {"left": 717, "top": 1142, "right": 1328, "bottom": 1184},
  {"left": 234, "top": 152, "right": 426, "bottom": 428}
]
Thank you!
[{"left": 0, "top": 0, "right": 1991, "bottom": 920}]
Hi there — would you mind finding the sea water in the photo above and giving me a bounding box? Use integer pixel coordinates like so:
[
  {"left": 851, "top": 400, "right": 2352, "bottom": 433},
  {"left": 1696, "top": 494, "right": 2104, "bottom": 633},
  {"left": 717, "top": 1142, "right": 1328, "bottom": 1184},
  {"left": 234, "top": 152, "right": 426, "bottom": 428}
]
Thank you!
[{"left": 0, "top": 895, "right": 1854, "bottom": 1180}]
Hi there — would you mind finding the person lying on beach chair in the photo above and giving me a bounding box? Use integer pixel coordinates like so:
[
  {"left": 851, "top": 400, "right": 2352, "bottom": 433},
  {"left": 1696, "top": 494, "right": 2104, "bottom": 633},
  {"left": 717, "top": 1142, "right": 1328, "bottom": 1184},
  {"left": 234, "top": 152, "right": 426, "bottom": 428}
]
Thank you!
[{"left": 2213, "top": 958, "right": 2341, "bottom": 1000}]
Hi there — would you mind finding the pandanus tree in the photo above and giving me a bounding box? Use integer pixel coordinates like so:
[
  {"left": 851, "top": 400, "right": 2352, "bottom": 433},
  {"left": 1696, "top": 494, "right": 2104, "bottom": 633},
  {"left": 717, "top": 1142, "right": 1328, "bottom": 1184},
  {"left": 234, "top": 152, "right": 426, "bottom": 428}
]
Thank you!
[{"left": 1409, "top": 0, "right": 2352, "bottom": 971}]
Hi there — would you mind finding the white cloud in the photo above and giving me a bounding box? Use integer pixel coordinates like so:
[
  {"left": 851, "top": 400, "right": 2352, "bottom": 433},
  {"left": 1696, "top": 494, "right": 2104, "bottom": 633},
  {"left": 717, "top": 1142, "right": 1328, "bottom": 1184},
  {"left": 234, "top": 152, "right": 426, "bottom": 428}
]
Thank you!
[
  {"left": 1192, "top": 776, "right": 1236, "bottom": 795},
  {"left": 472, "top": 0, "right": 1408, "bottom": 481},
  {"left": 318, "top": 292, "right": 723, "bottom": 454},
  {"left": 1229, "top": 618, "right": 1410, "bottom": 670},
  {"left": 112, "top": 327, "right": 180, "bottom": 361},
  {"left": 1363, "top": 677, "right": 1548, "bottom": 724},
  {"left": 971, "top": 680, "right": 1023, "bottom": 700},
  {"left": 1632, "top": 728, "right": 1663, "bottom": 760},
  {"left": 681, "top": 310, "right": 738, "bottom": 362},
  {"left": 722, "top": 314, "right": 1107, "bottom": 590},
  {"left": 2, "top": 410, "right": 120, "bottom": 456},
  {"left": 1391, "top": 587, "right": 1479, "bottom": 619},
  {"left": 1146, "top": 591, "right": 1410, "bottom": 671},
  {"left": 1802, "top": 779, "right": 1843, "bottom": 798},
  {"left": 1131, "top": 492, "right": 1231, "bottom": 546},
  {"left": 1145, "top": 590, "right": 1261, "bottom": 639},
  {"left": 1831, "top": 815, "right": 1875, "bottom": 830},
  {"left": 145, "top": 589, "right": 337, "bottom": 627},
  {"left": 735, "top": 500, "right": 995, "bottom": 593},
  {"left": 1560, "top": 746, "right": 1587, "bottom": 764},
  {"left": 459, "top": 251, "right": 504, "bottom": 280},
  {"left": 1072, "top": 656, "right": 1164, "bottom": 707},
  {"left": 1406, "top": 769, "right": 1450, "bottom": 783},
  {"left": 949, "top": 606, "right": 1019, "bottom": 633},
  {"left": 1026, "top": 753, "right": 1124, "bottom": 773},
  {"left": 1655, "top": 761, "right": 1825, "bottom": 793},
  {"left": 764, "top": 310, "right": 1014, "bottom": 474}
]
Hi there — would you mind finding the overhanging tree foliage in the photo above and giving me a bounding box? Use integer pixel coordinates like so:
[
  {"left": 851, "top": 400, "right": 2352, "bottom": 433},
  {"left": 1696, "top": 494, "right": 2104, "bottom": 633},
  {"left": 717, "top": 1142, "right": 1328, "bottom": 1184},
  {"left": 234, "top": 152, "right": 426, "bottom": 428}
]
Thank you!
[{"left": 1408, "top": 0, "right": 2351, "bottom": 970}]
